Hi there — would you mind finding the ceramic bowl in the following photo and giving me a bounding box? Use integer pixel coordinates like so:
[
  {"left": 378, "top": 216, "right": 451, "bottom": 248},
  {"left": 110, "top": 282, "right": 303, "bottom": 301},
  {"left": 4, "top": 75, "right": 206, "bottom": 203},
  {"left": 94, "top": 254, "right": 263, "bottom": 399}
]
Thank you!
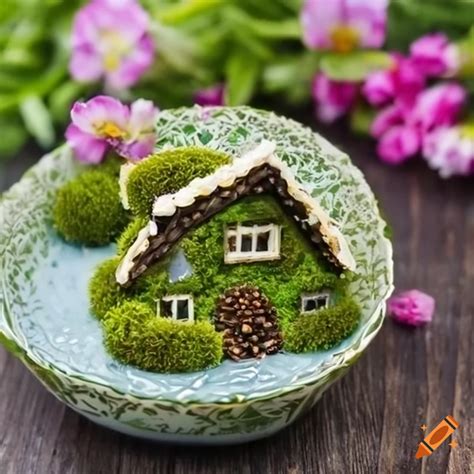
[{"left": 0, "top": 107, "right": 393, "bottom": 444}]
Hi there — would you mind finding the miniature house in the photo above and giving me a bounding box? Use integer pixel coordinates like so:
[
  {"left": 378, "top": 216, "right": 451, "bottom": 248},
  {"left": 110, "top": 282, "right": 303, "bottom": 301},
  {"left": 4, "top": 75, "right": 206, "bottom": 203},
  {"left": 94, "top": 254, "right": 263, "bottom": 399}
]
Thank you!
[{"left": 115, "top": 140, "right": 356, "bottom": 358}]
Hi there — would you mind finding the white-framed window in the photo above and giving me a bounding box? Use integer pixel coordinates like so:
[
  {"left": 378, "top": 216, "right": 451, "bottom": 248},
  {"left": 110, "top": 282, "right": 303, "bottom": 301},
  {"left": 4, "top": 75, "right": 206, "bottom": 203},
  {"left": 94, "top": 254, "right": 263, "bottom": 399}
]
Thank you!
[
  {"left": 301, "top": 292, "right": 330, "bottom": 313},
  {"left": 224, "top": 223, "right": 281, "bottom": 263},
  {"left": 157, "top": 295, "right": 194, "bottom": 322}
]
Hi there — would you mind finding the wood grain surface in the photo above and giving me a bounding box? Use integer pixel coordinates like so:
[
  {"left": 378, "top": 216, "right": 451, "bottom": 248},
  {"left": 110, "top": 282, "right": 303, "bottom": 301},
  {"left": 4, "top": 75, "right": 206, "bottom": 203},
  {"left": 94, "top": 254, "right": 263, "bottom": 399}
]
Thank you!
[{"left": 0, "top": 113, "right": 473, "bottom": 474}]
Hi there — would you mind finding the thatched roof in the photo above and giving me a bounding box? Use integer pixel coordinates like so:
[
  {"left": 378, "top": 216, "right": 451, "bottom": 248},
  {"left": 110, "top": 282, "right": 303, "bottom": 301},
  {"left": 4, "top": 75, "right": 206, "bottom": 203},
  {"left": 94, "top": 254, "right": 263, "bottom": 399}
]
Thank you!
[{"left": 116, "top": 141, "right": 356, "bottom": 286}]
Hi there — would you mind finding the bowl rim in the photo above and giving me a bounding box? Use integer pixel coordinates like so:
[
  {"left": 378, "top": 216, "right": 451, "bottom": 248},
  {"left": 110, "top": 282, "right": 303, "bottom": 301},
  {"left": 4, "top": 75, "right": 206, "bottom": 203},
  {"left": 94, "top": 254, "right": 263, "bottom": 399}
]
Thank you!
[{"left": 0, "top": 125, "right": 394, "bottom": 407}]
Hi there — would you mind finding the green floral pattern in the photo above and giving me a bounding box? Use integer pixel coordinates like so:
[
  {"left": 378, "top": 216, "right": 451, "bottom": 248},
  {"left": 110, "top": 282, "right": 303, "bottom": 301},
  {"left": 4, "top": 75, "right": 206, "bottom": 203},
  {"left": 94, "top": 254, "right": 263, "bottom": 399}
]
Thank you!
[{"left": 0, "top": 107, "right": 393, "bottom": 443}]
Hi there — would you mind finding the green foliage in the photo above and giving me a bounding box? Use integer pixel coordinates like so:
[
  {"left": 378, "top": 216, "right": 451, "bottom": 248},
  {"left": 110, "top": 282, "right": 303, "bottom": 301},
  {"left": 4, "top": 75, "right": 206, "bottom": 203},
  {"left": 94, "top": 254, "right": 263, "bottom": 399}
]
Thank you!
[
  {"left": 0, "top": 0, "right": 85, "bottom": 157},
  {"left": 103, "top": 301, "right": 223, "bottom": 373},
  {"left": 387, "top": 0, "right": 474, "bottom": 50},
  {"left": 284, "top": 297, "right": 361, "bottom": 353},
  {"left": 99, "top": 153, "right": 124, "bottom": 177},
  {"left": 126, "top": 146, "right": 231, "bottom": 217},
  {"left": 320, "top": 51, "right": 394, "bottom": 82},
  {"left": 53, "top": 170, "right": 128, "bottom": 246},
  {"left": 89, "top": 257, "right": 129, "bottom": 320}
]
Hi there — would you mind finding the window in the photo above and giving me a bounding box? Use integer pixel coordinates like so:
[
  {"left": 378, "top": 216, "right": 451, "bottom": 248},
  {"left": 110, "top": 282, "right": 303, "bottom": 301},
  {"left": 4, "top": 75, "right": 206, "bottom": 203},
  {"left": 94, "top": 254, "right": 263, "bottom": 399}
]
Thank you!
[
  {"left": 225, "top": 223, "right": 281, "bottom": 263},
  {"left": 158, "top": 295, "right": 194, "bottom": 322},
  {"left": 301, "top": 293, "right": 330, "bottom": 313}
]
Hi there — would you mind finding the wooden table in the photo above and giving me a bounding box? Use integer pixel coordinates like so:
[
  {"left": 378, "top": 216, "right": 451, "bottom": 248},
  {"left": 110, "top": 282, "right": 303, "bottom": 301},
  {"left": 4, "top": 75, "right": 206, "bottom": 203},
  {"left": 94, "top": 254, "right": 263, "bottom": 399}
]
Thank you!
[{"left": 1, "top": 115, "right": 473, "bottom": 474}]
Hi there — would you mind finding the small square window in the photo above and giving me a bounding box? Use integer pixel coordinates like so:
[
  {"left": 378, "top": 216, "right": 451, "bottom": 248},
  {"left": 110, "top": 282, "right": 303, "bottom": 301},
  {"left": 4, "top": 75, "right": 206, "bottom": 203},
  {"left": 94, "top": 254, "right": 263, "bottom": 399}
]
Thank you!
[
  {"left": 159, "top": 295, "right": 194, "bottom": 322},
  {"left": 224, "top": 223, "right": 281, "bottom": 263},
  {"left": 301, "top": 293, "right": 330, "bottom": 313}
]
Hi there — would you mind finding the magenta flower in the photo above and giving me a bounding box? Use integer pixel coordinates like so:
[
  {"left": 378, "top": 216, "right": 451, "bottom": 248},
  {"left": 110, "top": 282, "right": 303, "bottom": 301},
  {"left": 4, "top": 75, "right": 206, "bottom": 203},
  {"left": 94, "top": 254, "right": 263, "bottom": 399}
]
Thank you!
[
  {"left": 363, "top": 54, "right": 425, "bottom": 109},
  {"left": 301, "top": 0, "right": 389, "bottom": 52},
  {"left": 423, "top": 125, "right": 474, "bottom": 178},
  {"left": 65, "top": 95, "right": 159, "bottom": 163},
  {"left": 410, "top": 33, "right": 459, "bottom": 77},
  {"left": 412, "top": 82, "right": 466, "bottom": 133},
  {"left": 388, "top": 290, "right": 435, "bottom": 327},
  {"left": 194, "top": 84, "right": 225, "bottom": 106},
  {"left": 312, "top": 72, "right": 358, "bottom": 123},
  {"left": 70, "top": 0, "right": 155, "bottom": 90},
  {"left": 376, "top": 125, "right": 420, "bottom": 165}
]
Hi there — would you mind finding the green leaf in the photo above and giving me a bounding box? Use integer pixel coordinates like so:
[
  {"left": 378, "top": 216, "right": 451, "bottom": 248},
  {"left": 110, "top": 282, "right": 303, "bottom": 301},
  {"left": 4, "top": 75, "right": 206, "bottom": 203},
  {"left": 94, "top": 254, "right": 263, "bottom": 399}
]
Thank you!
[
  {"left": 0, "top": 115, "right": 27, "bottom": 158},
  {"left": 49, "top": 81, "right": 86, "bottom": 123},
  {"left": 320, "top": 51, "right": 393, "bottom": 82},
  {"left": 225, "top": 51, "right": 260, "bottom": 105},
  {"left": 457, "top": 26, "right": 474, "bottom": 78},
  {"left": 262, "top": 52, "right": 320, "bottom": 102},
  {"left": 19, "top": 95, "right": 55, "bottom": 148},
  {"left": 350, "top": 102, "right": 377, "bottom": 136}
]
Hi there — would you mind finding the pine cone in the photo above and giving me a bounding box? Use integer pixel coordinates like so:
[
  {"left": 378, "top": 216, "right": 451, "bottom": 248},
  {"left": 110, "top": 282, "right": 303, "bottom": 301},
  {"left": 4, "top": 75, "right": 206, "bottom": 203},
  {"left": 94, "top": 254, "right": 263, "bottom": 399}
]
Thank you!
[{"left": 215, "top": 285, "right": 283, "bottom": 361}]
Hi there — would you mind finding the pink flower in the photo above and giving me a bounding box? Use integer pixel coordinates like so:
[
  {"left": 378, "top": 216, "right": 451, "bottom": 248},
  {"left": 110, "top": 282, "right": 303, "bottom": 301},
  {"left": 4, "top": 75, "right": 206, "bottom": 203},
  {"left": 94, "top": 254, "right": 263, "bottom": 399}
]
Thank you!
[
  {"left": 362, "top": 69, "right": 395, "bottom": 107},
  {"left": 312, "top": 72, "right": 358, "bottom": 123},
  {"left": 65, "top": 95, "right": 159, "bottom": 163},
  {"left": 370, "top": 104, "right": 404, "bottom": 138},
  {"left": 194, "top": 84, "right": 225, "bottom": 106},
  {"left": 70, "top": 0, "right": 155, "bottom": 90},
  {"left": 301, "top": 0, "right": 389, "bottom": 52},
  {"left": 363, "top": 54, "right": 425, "bottom": 108},
  {"left": 388, "top": 290, "right": 435, "bottom": 327},
  {"left": 376, "top": 125, "right": 420, "bottom": 165},
  {"left": 412, "top": 82, "right": 466, "bottom": 133},
  {"left": 410, "top": 33, "right": 459, "bottom": 77},
  {"left": 423, "top": 125, "right": 474, "bottom": 178}
]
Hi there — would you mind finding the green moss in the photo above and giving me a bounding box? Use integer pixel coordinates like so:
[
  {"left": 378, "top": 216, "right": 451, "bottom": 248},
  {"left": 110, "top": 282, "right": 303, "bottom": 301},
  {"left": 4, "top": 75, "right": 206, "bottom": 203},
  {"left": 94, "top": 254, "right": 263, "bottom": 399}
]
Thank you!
[
  {"left": 126, "top": 146, "right": 231, "bottom": 217},
  {"left": 89, "top": 257, "right": 129, "bottom": 320},
  {"left": 97, "top": 153, "right": 123, "bottom": 177},
  {"left": 92, "top": 194, "right": 359, "bottom": 370},
  {"left": 284, "top": 297, "right": 361, "bottom": 353},
  {"left": 116, "top": 216, "right": 148, "bottom": 257},
  {"left": 54, "top": 170, "right": 128, "bottom": 246},
  {"left": 103, "top": 301, "right": 223, "bottom": 373}
]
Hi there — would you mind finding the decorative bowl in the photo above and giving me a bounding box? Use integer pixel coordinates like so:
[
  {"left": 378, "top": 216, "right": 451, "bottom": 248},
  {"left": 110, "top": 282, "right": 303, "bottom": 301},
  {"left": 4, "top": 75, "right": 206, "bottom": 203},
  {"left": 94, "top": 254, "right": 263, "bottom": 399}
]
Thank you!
[{"left": 0, "top": 107, "right": 393, "bottom": 444}]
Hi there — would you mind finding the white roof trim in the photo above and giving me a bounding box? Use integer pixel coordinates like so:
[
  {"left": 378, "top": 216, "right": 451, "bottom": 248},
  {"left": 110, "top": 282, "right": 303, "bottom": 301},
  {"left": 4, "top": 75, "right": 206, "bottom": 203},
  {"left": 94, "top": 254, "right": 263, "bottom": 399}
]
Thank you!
[{"left": 116, "top": 140, "right": 356, "bottom": 285}]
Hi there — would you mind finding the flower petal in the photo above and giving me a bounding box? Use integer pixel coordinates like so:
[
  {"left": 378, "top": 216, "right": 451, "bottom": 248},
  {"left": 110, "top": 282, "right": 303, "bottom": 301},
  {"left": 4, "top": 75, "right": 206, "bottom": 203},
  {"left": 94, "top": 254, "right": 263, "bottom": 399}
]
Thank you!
[
  {"left": 71, "top": 95, "right": 130, "bottom": 134},
  {"left": 388, "top": 290, "right": 435, "bottom": 327},
  {"left": 371, "top": 104, "right": 403, "bottom": 138},
  {"left": 105, "top": 34, "right": 155, "bottom": 89},
  {"left": 115, "top": 135, "right": 155, "bottom": 161},
  {"left": 300, "top": 0, "right": 342, "bottom": 49},
  {"left": 65, "top": 124, "right": 108, "bottom": 164},
  {"left": 377, "top": 125, "right": 420, "bottom": 164},
  {"left": 69, "top": 45, "right": 103, "bottom": 83},
  {"left": 362, "top": 69, "right": 395, "bottom": 106},
  {"left": 194, "top": 84, "right": 225, "bottom": 106},
  {"left": 411, "top": 82, "right": 466, "bottom": 132},
  {"left": 128, "top": 98, "right": 159, "bottom": 139},
  {"left": 410, "top": 33, "right": 454, "bottom": 77},
  {"left": 312, "top": 73, "right": 357, "bottom": 123}
]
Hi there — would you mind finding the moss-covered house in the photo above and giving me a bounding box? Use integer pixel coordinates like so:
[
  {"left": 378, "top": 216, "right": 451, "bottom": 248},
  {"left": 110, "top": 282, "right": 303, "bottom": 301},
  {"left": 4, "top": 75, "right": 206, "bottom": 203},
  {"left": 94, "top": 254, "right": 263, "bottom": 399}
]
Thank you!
[{"left": 86, "top": 140, "right": 361, "bottom": 372}]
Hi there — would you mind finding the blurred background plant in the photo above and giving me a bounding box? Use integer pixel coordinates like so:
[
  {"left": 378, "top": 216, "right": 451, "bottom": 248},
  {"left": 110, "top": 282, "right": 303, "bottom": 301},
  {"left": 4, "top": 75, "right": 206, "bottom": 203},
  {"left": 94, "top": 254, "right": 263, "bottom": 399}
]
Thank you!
[{"left": 0, "top": 0, "right": 473, "bottom": 175}]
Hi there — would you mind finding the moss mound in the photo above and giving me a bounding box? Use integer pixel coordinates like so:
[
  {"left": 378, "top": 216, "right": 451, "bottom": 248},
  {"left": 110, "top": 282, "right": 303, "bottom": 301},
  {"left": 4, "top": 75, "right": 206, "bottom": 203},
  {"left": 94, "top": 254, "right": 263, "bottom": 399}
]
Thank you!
[
  {"left": 126, "top": 146, "right": 231, "bottom": 217},
  {"left": 284, "top": 297, "right": 361, "bottom": 353},
  {"left": 54, "top": 170, "right": 128, "bottom": 246},
  {"left": 103, "top": 301, "right": 223, "bottom": 373},
  {"left": 89, "top": 257, "right": 128, "bottom": 320}
]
